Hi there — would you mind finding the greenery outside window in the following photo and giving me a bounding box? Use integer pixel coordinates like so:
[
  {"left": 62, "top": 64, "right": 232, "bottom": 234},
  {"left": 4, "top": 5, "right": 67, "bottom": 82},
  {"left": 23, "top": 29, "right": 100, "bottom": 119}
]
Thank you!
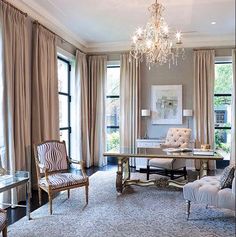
[
  {"left": 214, "top": 62, "right": 232, "bottom": 161},
  {"left": 106, "top": 65, "right": 120, "bottom": 152}
]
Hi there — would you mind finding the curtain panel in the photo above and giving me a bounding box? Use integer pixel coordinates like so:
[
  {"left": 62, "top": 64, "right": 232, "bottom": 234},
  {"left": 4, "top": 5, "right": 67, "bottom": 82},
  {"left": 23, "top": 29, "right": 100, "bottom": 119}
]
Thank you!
[
  {"left": 31, "top": 23, "right": 59, "bottom": 187},
  {"left": 0, "top": 1, "right": 31, "bottom": 202},
  {"left": 120, "top": 54, "right": 141, "bottom": 166},
  {"left": 193, "top": 49, "right": 215, "bottom": 170},
  {"left": 88, "top": 55, "right": 107, "bottom": 167},
  {"left": 72, "top": 50, "right": 91, "bottom": 167},
  {"left": 231, "top": 49, "right": 236, "bottom": 165}
]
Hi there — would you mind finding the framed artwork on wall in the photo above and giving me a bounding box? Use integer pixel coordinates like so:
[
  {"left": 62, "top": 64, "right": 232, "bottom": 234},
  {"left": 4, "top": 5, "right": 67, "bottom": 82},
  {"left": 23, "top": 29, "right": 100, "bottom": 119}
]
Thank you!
[{"left": 151, "top": 85, "right": 182, "bottom": 124}]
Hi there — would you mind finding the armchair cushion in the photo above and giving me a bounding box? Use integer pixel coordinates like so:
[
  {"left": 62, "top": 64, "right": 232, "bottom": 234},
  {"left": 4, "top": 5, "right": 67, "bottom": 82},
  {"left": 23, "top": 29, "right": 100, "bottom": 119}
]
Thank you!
[
  {"left": 219, "top": 165, "right": 235, "bottom": 189},
  {"left": 39, "top": 173, "right": 88, "bottom": 190},
  {"left": 149, "top": 158, "right": 174, "bottom": 170}
]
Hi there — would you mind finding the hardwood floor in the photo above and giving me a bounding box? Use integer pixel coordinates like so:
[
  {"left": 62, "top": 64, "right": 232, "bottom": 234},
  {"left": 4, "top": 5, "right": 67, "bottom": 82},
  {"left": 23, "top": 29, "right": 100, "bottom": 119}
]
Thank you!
[{"left": 6, "top": 165, "right": 117, "bottom": 225}]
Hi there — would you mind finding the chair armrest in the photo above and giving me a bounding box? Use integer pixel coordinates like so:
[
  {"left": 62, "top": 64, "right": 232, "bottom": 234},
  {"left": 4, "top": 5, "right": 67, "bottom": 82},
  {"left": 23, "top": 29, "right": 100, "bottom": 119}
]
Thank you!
[
  {"left": 68, "top": 159, "right": 87, "bottom": 178},
  {"left": 0, "top": 208, "right": 6, "bottom": 214}
]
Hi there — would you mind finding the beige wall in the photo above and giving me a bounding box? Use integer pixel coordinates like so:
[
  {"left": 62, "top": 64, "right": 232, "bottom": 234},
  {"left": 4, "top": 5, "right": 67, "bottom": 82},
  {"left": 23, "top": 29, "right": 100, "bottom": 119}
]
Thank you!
[
  {"left": 140, "top": 49, "right": 194, "bottom": 139},
  {"left": 140, "top": 48, "right": 233, "bottom": 140}
]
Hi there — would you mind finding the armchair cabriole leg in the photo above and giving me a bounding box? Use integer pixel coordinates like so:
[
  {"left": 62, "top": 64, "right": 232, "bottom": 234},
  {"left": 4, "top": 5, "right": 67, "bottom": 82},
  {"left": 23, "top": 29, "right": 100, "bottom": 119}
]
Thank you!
[
  {"left": 38, "top": 188, "right": 42, "bottom": 206},
  {"left": 184, "top": 167, "right": 187, "bottom": 180},
  {"left": 49, "top": 193, "right": 52, "bottom": 215},
  {"left": 147, "top": 164, "right": 150, "bottom": 180},
  {"left": 186, "top": 200, "right": 191, "bottom": 220},
  {"left": 2, "top": 225, "right": 7, "bottom": 237},
  {"left": 85, "top": 185, "right": 89, "bottom": 204}
]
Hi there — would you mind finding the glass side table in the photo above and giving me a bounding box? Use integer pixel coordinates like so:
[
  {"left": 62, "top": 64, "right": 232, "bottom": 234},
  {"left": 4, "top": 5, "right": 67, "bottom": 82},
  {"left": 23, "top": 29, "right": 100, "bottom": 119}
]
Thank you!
[{"left": 0, "top": 170, "right": 31, "bottom": 220}]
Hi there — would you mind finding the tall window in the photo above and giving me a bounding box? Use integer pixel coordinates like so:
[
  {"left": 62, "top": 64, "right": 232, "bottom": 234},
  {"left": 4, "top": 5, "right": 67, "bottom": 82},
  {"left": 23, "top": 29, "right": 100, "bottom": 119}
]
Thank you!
[
  {"left": 106, "top": 65, "right": 120, "bottom": 152},
  {"left": 214, "top": 62, "right": 232, "bottom": 160},
  {"left": 58, "top": 56, "right": 71, "bottom": 157}
]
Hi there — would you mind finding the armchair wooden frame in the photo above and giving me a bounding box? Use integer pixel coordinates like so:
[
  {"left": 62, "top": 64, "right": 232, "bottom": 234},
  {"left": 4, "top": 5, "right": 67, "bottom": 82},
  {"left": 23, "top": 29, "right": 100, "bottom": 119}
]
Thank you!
[
  {"left": 34, "top": 140, "right": 89, "bottom": 215},
  {"left": 0, "top": 208, "right": 7, "bottom": 237}
]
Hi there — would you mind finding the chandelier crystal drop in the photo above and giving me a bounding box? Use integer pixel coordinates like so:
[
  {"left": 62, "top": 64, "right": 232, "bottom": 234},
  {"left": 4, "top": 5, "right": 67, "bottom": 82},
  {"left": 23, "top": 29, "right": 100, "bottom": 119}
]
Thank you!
[{"left": 130, "top": 0, "right": 185, "bottom": 69}]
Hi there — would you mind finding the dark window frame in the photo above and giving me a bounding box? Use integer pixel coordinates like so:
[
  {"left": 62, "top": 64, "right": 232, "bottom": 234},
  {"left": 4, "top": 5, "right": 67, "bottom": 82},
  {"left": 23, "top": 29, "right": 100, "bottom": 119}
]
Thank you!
[
  {"left": 58, "top": 56, "right": 71, "bottom": 158},
  {"left": 214, "top": 61, "right": 232, "bottom": 130}
]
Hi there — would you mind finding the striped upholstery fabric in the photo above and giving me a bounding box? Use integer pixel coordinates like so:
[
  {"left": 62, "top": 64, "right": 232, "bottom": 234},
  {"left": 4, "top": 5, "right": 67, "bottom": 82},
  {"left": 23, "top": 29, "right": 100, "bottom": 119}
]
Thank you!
[
  {"left": 39, "top": 173, "right": 87, "bottom": 190},
  {"left": 37, "top": 142, "right": 68, "bottom": 172},
  {"left": 0, "top": 211, "right": 6, "bottom": 228}
]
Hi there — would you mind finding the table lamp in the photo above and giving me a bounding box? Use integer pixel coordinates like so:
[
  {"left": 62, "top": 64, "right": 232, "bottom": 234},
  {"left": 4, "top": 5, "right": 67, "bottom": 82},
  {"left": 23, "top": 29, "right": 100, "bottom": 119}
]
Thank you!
[
  {"left": 183, "top": 109, "right": 193, "bottom": 128},
  {"left": 141, "top": 109, "right": 150, "bottom": 138}
]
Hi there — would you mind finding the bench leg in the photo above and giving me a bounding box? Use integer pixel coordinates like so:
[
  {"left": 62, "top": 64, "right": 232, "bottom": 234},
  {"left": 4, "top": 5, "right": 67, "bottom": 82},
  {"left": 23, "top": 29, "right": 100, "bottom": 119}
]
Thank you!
[{"left": 186, "top": 200, "right": 191, "bottom": 220}]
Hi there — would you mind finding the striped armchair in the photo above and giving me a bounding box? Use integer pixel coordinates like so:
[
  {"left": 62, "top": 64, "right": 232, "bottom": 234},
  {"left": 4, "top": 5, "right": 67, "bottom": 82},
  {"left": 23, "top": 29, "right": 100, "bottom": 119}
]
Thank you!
[
  {"left": 34, "top": 140, "right": 89, "bottom": 215},
  {"left": 0, "top": 208, "right": 7, "bottom": 237}
]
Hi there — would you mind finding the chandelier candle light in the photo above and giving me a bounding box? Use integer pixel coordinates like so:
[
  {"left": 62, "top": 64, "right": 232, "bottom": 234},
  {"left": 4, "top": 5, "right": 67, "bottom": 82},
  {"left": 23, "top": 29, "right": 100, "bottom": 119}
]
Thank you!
[{"left": 130, "top": 0, "right": 185, "bottom": 69}]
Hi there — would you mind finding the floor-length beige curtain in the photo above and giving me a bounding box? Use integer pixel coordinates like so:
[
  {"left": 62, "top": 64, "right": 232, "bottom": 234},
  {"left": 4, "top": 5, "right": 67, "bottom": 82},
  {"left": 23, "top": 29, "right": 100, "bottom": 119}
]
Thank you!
[
  {"left": 72, "top": 50, "right": 91, "bottom": 167},
  {"left": 31, "top": 23, "right": 59, "bottom": 187},
  {"left": 120, "top": 54, "right": 141, "bottom": 166},
  {"left": 231, "top": 49, "right": 236, "bottom": 165},
  {"left": 193, "top": 50, "right": 215, "bottom": 170},
  {"left": 0, "top": 1, "right": 31, "bottom": 202},
  {"left": 88, "top": 55, "right": 107, "bottom": 167}
]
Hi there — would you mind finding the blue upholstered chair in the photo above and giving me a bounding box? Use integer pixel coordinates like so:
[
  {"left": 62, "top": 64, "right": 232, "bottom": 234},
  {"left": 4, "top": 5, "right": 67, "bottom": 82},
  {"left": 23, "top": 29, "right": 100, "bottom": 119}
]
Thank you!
[{"left": 34, "top": 140, "right": 89, "bottom": 215}]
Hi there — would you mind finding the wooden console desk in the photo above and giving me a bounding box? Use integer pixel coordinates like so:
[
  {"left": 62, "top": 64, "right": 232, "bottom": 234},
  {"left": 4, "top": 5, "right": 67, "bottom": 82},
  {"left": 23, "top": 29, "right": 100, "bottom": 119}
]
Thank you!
[{"left": 103, "top": 148, "right": 223, "bottom": 194}]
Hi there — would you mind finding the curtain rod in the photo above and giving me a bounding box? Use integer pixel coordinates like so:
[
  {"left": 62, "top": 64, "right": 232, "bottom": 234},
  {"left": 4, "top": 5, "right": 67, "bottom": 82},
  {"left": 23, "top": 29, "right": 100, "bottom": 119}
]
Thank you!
[
  {"left": 1, "top": 0, "right": 27, "bottom": 17},
  {"left": 34, "top": 20, "right": 85, "bottom": 54}
]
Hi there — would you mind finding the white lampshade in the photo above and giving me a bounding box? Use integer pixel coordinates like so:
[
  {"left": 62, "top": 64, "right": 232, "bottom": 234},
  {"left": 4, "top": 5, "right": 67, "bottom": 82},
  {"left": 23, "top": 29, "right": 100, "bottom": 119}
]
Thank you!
[
  {"left": 183, "top": 109, "right": 193, "bottom": 117},
  {"left": 141, "top": 109, "right": 151, "bottom": 117}
]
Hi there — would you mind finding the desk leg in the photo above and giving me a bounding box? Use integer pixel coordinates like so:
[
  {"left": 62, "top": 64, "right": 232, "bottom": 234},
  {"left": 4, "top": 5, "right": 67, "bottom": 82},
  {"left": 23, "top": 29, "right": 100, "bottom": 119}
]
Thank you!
[
  {"left": 199, "top": 160, "right": 208, "bottom": 178},
  {"left": 116, "top": 157, "right": 130, "bottom": 194},
  {"left": 26, "top": 180, "right": 31, "bottom": 220},
  {"left": 116, "top": 158, "right": 123, "bottom": 194}
]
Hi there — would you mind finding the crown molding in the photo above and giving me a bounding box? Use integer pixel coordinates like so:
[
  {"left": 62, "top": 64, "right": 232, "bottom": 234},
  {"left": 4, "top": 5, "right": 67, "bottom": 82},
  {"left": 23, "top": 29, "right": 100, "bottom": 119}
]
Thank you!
[
  {"left": 87, "top": 35, "right": 235, "bottom": 53},
  {"left": 8, "top": 0, "right": 88, "bottom": 52},
  {"left": 6, "top": 1, "right": 235, "bottom": 54}
]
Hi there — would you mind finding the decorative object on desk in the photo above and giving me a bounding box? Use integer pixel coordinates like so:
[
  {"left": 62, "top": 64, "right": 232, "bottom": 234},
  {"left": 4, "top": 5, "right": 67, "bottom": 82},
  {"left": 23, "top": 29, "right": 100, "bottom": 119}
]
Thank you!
[
  {"left": 201, "top": 144, "right": 211, "bottom": 150},
  {"left": 193, "top": 149, "right": 214, "bottom": 156},
  {"left": 183, "top": 109, "right": 193, "bottom": 128},
  {"left": 151, "top": 85, "right": 182, "bottom": 124},
  {"left": 0, "top": 167, "right": 7, "bottom": 176},
  {"left": 163, "top": 147, "right": 192, "bottom": 153},
  {"left": 130, "top": 0, "right": 184, "bottom": 69},
  {"left": 141, "top": 109, "right": 150, "bottom": 138}
]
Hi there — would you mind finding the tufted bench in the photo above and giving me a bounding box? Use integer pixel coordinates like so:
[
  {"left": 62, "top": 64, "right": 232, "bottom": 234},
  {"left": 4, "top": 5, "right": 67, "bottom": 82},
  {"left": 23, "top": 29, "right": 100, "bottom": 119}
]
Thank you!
[{"left": 183, "top": 173, "right": 235, "bottom": 219}]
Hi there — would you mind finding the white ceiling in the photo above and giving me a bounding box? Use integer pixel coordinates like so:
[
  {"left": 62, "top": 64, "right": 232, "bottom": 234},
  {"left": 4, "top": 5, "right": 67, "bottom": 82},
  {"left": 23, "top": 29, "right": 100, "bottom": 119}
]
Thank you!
[{"left": 10, "top": 0, "right": 235, "bottom": 52}]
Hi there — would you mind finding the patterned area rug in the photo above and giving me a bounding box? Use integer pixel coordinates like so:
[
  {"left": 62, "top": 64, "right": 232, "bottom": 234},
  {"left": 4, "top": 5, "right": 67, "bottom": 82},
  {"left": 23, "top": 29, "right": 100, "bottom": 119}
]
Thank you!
[{"left": 8, "top": 171, "right": 235, "bottom": 237}]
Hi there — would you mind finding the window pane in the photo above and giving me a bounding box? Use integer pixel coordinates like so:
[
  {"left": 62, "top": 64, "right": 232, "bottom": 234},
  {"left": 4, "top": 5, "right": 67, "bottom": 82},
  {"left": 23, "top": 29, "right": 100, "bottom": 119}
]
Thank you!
[
  {"left": 60, "top": 129, "right": 69, "bottom": 152},
  {"left": 107, "top": 67, "right": 120, "bottom": 95},
  {"left": 106, "top": 128, "right": 120, "bottom": 152},
  {"left": 59, "top": 95, "right": 68, "bottom": 128},
  {"left": 215, "top": 129, "right": 231, "bottom": 160},
  {"left": 214, "top": 63, "right": 232, "bottom": 94},
  {"left": 214, "top": 96, "right": 231, "bottom": 127},
  {"left": 58, "top": 59, "right": 69, "bottom": 93},
  {"left": 106, "top": 98, "right": 119, "bottom": 126}
]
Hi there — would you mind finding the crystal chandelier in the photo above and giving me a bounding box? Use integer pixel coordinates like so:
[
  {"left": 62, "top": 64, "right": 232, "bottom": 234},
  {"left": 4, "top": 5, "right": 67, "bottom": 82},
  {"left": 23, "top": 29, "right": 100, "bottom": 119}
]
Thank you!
[{"left": 130, "top": 0, "right": 185, "bottom": 68}]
